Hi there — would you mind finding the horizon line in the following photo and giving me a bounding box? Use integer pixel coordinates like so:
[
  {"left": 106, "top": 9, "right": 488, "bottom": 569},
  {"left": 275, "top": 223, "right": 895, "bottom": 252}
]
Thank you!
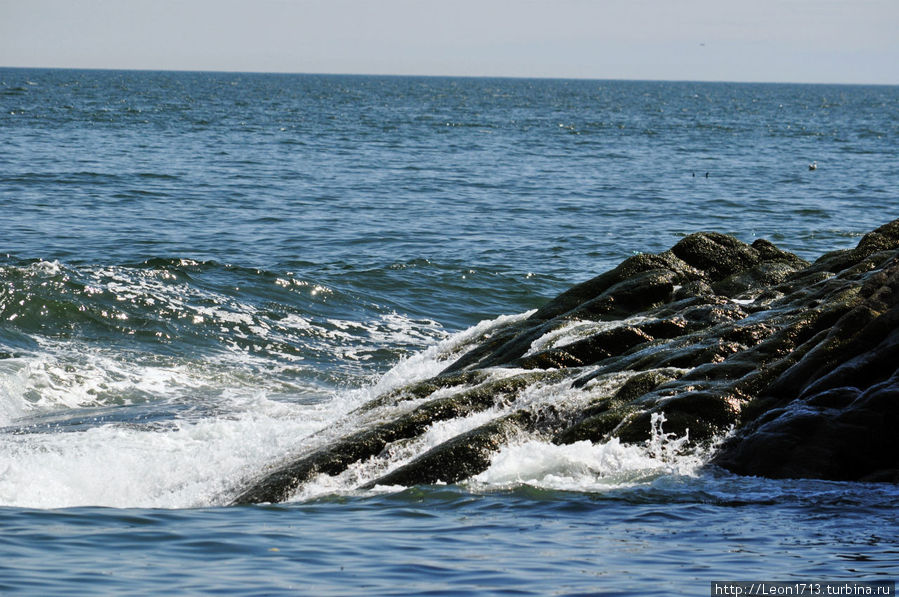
[{"left": 2, "top": 64, "right": 896, "bottom": 88}]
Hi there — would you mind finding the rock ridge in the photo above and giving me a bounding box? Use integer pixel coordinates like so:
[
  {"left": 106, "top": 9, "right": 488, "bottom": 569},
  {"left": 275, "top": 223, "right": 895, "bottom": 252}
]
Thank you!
[{"left": 232, "top": 219, "right": 899, "bottom": 504}]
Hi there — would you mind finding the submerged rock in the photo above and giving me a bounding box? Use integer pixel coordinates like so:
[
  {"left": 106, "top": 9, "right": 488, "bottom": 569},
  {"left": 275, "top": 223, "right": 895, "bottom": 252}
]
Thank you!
[{"left": 232, "top": 219, "right": 899, "bottom": 504}]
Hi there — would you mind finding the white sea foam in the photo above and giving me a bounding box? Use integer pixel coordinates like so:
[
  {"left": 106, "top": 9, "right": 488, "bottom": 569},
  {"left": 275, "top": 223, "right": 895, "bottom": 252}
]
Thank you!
[
  {"left": 285, "top": 368, "right": 658, "bottom": 501},
  {"left": 367, "top": 310, "right": 534, "bottom": 395},
  {"left": 470, "top": 414, "right": 706, "bottom": 493},
  {"left": 27, "top": 259, "right": 63, "bottom": 276},
  {"left": 0, "top": 337, "right": 306, "bottom": 426},
  {"left": 523, "top": 316, "right": 648, "bottom": 357},
  {"left": 0, "top": 308, "right": 715, "bottom": 509},
  {"left": 0, "top": 310, "right": 529, "bottom": 508},
  {"left": 287, "top": 407, "right": 713, "bottom": 502},
  {"left": 0, "top": 393, "right": 332, "bottom": 508},
  {"left": 291, "top": 407, "right": 505, "bottom": 502}
]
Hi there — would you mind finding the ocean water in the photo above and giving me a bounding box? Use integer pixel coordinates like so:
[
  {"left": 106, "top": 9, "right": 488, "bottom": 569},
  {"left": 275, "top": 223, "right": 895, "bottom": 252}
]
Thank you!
[{"left": 1, "top": 68, "right": 897, "bottom": 594}]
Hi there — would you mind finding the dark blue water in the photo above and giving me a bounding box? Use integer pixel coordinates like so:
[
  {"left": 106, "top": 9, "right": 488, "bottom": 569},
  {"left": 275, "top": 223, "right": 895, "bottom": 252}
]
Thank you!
[
  {"left": 2, "top": 484, "right": 897, "bottom": 596},
  {"left": 1, "top": 68, "right": 897, "bottom": 594}
]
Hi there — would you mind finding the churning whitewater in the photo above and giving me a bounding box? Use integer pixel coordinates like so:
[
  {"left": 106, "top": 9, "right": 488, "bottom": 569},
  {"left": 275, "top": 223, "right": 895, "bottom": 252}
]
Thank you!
[{"left": 0, "top": 299, "right": 705, "bottom": 509}]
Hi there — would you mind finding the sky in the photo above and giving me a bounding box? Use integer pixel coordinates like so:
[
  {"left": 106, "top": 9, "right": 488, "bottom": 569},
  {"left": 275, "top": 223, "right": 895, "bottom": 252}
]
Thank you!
[{"left": 2, "top": 0, "right": 898, "bottom": 84}]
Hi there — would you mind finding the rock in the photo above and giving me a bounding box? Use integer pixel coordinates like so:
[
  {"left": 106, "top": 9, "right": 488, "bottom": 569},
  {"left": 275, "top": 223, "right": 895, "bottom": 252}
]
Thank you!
[
  {"left": 362, "top": 413, "right": 531, "bottom": 488},
  {"left": 712, "top": 285, "right": 899, "bottom": 481},
  {"left": 529, "top": 251, "right": 697, "bottom": 321},
  {"left": 232, "top": 371, "right": 560, "bottom": 504},
  {"left": 712, "top": 375, "right": 899, "bottom": 482},
  {"left": 671, "top": 232, "right": 766, "bottom": 279},
  {"left": 232, "top": 218, "right": 899, "bottom": 504},
  {"left": 513, "top": 325, "right": 653, "bottom": 370}
]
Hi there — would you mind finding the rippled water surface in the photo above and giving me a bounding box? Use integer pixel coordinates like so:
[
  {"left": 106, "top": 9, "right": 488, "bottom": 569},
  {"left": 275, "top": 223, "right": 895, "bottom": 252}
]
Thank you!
[
  {"left": 1, "top": 69, "right": 897, "bottom": 594},
  {"left": 3, "top": 483, "right": 898, "bottom": 596}
]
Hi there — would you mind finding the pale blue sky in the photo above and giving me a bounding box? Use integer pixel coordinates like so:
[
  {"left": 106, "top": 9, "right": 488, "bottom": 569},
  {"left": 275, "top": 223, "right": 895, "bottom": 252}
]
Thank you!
[{"left": 2, "top": 0, "right": 897, "bottom": 83}]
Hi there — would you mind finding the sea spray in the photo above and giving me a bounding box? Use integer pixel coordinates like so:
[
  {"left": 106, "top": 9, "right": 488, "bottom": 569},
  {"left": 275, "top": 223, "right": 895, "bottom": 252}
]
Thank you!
[
  {"left": 469, "top": 413, "right": 707, "bottom": 494},
  {"left": 0, "top": 310, "right": 538, "bottom": 508}
]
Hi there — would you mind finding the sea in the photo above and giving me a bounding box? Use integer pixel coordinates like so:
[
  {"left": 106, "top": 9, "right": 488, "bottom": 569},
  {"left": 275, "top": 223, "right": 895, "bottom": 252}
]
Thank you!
[{"left": 1, "top": 68, "right": 897, "bottom": 595}]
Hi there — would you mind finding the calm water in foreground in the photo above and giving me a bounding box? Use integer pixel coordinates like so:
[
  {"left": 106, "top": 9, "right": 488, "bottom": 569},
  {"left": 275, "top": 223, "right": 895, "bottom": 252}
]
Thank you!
[{"left": 1, "top": 69, "right": 897, "bottom": 594}]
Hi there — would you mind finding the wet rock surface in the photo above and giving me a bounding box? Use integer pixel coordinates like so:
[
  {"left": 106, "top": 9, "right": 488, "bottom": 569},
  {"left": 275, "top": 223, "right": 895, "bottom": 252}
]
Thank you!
[{"left": 233, "top": 219, "right": 899, "bottom": 504}]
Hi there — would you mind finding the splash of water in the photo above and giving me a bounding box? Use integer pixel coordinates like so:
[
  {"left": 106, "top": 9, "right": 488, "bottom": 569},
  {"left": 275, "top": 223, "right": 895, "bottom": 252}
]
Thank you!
[{"left": 0, "top": 302, "right": 718, "bottom": 509}]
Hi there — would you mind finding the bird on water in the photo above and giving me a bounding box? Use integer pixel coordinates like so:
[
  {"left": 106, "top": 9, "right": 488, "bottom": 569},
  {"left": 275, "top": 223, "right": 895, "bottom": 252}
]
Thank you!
[{"left": 809, "top": 161, "right": 818, "bottom": 170}]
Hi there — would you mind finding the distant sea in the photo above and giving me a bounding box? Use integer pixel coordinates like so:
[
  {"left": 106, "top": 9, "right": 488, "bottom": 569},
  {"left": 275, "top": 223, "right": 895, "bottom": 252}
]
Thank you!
[{"left": 1, "top": 68, "right": 897, "bottom": 595}]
